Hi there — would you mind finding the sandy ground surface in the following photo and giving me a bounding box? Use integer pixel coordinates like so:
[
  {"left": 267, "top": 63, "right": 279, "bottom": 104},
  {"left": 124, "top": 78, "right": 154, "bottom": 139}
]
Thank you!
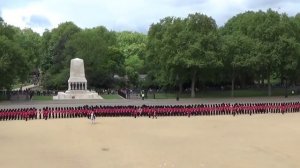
[{"left": 1, "top": 113, "right": 300, "bottom": 168}]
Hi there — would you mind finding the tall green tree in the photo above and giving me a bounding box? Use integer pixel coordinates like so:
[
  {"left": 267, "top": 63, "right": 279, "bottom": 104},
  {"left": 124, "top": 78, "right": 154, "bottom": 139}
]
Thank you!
[
  {"left": 220, "top": 31, "right": 256, "bottom": 96},
  {"left": 223, "top": 9, "right": 287, "bottom": 96},
  {"left": 15, "top": 28, "right": 42, "bottom": 76},
  {"left": 116, "top": 31, "right": 147, "bottom": 86},
  {"left": 181, "top": 13, "right": 222, "bottom": 97},
  {"left": 147, "top": 13, "right": 221, "bottom": 97},
  {"left": 276, "top": 14, "right": 300, "bottom": 86},
  {"left": 0, "top": 19, "right": 29, "bottom": 89},
  {"left": 40, "top": 22, "right": 81, "bottom": 89},
  {"left": 65, "top": 27, "right": 124, "bottom": 88},
  {"left": 147, "top": 17, "right": 186, "bottom": 90}
]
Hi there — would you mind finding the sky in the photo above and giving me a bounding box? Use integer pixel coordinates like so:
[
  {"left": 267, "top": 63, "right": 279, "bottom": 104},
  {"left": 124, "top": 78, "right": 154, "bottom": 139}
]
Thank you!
[{"left": 1, "top": 0, "right": 300, "bottom": 34}]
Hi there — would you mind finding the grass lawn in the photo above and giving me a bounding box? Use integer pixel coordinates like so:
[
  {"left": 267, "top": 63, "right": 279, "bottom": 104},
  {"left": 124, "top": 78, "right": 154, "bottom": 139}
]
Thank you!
[
  {"left": 2, "top": 88, "right": 293, "bottom": 101},
  {"left": 31, "top": 94, "right": 123, "bottom": 100},
  {"left": 149, "top": 88, "right": 293, "bottom": 99},
  {"left": 0, "top": 95, "right": 7, "bottom": 101},
  {"left": 32, "top": 96, "right": 53, "bottom": 101},
  {"left": 101, "top": 94, "right": 123, "bottom": 99}
]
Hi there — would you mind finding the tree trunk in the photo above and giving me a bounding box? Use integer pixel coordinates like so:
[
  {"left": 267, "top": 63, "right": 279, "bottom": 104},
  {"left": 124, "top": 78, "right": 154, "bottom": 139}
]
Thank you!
[
  {"left": 191, "top": 71, "right": 196, "bottom": 98},
  {"left": 179, "top": 82, "right": 183, "bottom": 94},
  {"left": 267, "top": 72, "right": 271, "bottom": 96},
  {"left": 261, "top": 74, "right": 264, "bottom": 87},
  {"left": 241, "top": 75, "right": 246, "bottom": 89},
  {"left": 231, "top": 74, "right": 235, "bottom": 97},
  {"left": 280, "top": 77, "right": 284, "bottom": 86}
]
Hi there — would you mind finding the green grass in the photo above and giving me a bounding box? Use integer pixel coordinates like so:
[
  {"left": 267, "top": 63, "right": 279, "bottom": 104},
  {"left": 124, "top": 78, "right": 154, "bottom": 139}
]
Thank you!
[
  {"left": 0, "top": 95, "right": 7, "bottom": 101},
  {"left": 31, "top": 94, "right": 123, "bottom": 100},
  {"left": 32, "top": 96, "right": 53, "bottom": 101},
  {"left": 101, "top": 94, "right": 123, "bottom": 99},
  {"left": 2, "top": 88, "right": 293, "bottom": 101},
  {"left": 149, "top": 93, "right": 181, "bottom": 99},
  {"left": 148, "top": 88, "right": 294, "bottom": 99}
]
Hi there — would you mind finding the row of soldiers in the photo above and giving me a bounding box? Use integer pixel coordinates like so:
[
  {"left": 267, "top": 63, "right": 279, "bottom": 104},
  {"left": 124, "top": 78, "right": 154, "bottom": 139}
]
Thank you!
[
  {"left": 1, "top": 102, "right": 300, "bottom": 121},
  {"left": 90, "top": 102, "right": 300, "bottom": 117},
  {"left": 0, "top": 108, "right": 38, "bottom": 121}
]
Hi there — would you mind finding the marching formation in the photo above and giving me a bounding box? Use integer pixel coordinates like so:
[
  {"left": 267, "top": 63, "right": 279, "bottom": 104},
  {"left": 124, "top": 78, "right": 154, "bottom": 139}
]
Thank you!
[
  {"left": 0, "top": 108, "right": 38, "bottom": 121},
  {"left": 1, "top": 102, "right": 300, "bottom": 121}
]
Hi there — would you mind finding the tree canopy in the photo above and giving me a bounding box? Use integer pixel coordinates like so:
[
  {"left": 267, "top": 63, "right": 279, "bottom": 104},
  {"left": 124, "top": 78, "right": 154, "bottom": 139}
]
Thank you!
[
  {"left": 0, "top": 17, "right": 38, "bottom": 90},
  {"left": 147, "top": 13, "right": 222, "bottom": 97},
  {"left": 1, "top": 10, "right": 300, "bottom": 98}
]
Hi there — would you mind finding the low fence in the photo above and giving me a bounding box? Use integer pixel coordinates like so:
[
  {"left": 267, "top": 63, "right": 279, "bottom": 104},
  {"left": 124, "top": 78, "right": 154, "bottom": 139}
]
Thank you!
[{"left": 118, "top": 90, "right": 127, "bottom": 99}]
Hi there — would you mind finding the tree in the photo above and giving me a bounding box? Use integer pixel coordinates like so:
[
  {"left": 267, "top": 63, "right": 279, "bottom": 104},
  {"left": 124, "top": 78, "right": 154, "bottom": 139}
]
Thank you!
[
  {"left": 181, "top": 13, "right": 222, "bottom": 97},
  {"left": 125, "top": 54, "right": 144, "bottom": 86},
  {"left": 276, "top": 14, "right": 300, "bottom": 86},
  {"left": 147, "top": 13, "right": 222, "bottom": 97},
  {"left": 220, "top": 32, "right": 256, "bottom": 97},
  {"left": 40, "top": 22, "right": 81, "bottom": 89},
  {"left": 289, "top": 14, "right": 300, "bottom": 84},
  {"left": 0, "top": 19, "right": 29, "bottom": 90},
  {"left": 14, "top": 28, "right": 42, "bottom": 84},
  {"left": 116, "top": 31, "right": 147, "bottom": 86},
  {"left": 0, "top": 36, "right": 28, "bottom": 89},
  {"left": 223, "top": 9, "right": 286, "bottom": 96},
  {"left": 147, "top": 17, "right": 186, "bottom": 90},
  {"left": 65, "top": 27, "right": 124, "bottom": 88}
]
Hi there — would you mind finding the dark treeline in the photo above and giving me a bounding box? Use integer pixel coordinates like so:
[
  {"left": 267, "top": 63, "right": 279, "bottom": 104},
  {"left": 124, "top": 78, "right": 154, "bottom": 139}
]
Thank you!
[{"left": 1, "top": 9, "right": 300, "bottom": 97}]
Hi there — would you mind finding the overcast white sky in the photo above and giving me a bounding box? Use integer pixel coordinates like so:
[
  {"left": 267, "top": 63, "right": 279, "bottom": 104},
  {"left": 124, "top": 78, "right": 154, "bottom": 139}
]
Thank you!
[{"left": 1, "top": 0, "right": 299, "bottom": 34}]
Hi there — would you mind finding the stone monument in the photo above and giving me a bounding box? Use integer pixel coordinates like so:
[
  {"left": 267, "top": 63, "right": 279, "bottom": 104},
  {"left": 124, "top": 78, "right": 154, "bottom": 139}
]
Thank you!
[{"left": 53, "top": 58, "right": 102, "bottom": 100}]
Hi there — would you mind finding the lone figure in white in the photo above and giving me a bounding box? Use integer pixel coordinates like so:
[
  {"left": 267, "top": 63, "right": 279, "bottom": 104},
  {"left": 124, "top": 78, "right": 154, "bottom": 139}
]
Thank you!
[{"left": 90, "top": 112, "right": 96, "bottom": 124}]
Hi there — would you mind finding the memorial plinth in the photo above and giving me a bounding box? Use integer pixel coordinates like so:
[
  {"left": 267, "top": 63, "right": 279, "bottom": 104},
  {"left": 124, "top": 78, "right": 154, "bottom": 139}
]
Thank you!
[{"left": 53, "top": 58, "right": 102, "bottom": 100}]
